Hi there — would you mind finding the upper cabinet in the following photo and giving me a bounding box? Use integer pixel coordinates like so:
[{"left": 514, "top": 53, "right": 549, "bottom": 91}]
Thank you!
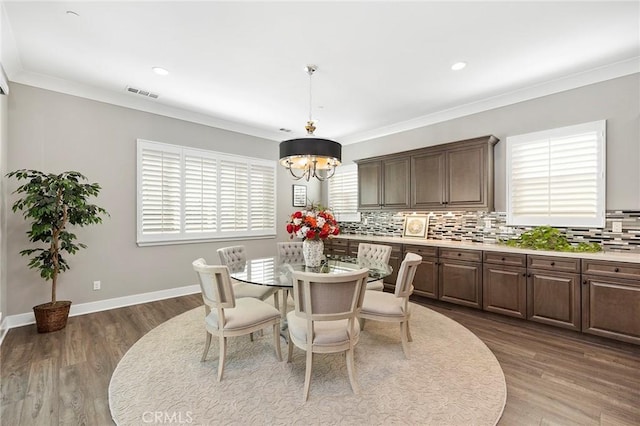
[
  {"left": 356, "top": 156, "right": 410, "bottom": 210},
  {"left": 356, "top": 135, "right": 499, "bottom": 211}
]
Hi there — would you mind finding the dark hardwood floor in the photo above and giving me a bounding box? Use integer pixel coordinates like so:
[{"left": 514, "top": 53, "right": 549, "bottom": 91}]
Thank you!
[{"left": 1, "top": 294, "right": 638, "bottom": 425}]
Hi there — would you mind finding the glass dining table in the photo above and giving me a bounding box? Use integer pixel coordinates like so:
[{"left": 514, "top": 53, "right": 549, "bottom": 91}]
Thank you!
[
  {"left": 229, "top": 255, "right": 393, "bottom": 335},
  {"left": 229, "top": 255, "right": 393, "bottom": 289}
]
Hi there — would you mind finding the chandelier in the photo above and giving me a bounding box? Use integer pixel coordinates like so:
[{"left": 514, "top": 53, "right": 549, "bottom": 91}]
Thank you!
[{"left": 279, "top": 65, "right": 342, "bottom": 181}]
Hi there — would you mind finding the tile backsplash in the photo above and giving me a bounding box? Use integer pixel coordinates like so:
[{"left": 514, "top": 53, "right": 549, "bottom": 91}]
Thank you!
[{"left": 339, "top": 210, "right": 640, "bottom": 253}]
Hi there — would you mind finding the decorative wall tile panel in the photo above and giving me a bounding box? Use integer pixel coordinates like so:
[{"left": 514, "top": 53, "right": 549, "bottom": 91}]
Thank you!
[{"left": 338, "top": 210, "right": 640, "bottom": 253}]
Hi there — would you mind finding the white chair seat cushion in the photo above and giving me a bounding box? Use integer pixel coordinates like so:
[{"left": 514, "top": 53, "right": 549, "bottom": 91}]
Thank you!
[
  {"left": 361, "top": 290, "right": 410, "bottom": 318},
  {"left": 365, "top": 279, "right": 385, "bottom": 291},
  {"left": 287, "top": 311, "right": 360, "bottom": 347},
  {"left": 206, "top": 298, "right": 280, "bottom": 331},
  {"left": 232, "top": 281, "right": 276, "bottom": 300}
]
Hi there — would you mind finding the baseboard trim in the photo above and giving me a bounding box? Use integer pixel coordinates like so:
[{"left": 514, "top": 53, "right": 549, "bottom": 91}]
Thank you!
[
  {"left": 0, "top": 315, "right": 7, "bottom": 347},
  {"left": 3, "top": 284, "right": 201, "bottom": 332}
]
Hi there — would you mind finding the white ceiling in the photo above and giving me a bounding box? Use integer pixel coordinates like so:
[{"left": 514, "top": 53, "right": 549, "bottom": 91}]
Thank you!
[{"left": 2, "top": 1, "right": 639, "bottom": 144}]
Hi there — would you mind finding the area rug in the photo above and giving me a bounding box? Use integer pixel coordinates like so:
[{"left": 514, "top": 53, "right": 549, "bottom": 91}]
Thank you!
[{"left": 109, "top": 303, "right": 506, "bottom": 425}]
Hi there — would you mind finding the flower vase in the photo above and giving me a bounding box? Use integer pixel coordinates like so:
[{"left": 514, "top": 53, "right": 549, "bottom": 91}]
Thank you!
[{"left": 303, "top": 239, "right": 324, "bottom": 267}]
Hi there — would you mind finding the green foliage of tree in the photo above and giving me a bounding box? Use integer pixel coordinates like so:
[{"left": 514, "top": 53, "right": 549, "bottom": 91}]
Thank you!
[
  {"left": 7, "top": 169, "right": 109, "bottom": 305},
  {"left": 501, "top": 225, "right": 601, "bottom": 253}
]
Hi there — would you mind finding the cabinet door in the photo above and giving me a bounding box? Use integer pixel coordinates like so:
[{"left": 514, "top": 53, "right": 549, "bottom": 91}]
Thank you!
[
  {"left": 438, "top": 260, "right": 482, "bottom": 309},
  {"left": 483, "top": 264, "right": 527, "bottom": 318},
  {"left": 412, "top": 257, "right": 438, "bottom": 299},
  {"left": 382, "top": 157, "right": 410, "bottom": 209},
  {"left": 446, "top": 144, "right": 487, "bottom": 209},
  {"left": 357, "top": 161, "right": 382, "bottom": 209},
  {"left": 411, "top": 152, "right": 445, "bottom": 209},
  {"left": 527, "top": 270, "right": 581, "bottom": 331},
  {"left": 404, "top": 245, "right": 439, "bottom": 299},
  {"left": 582, "top": 276, "right": 640, "bottom": 344}
]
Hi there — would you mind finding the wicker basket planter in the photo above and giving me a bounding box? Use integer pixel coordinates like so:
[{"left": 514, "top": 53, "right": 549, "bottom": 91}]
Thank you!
[{"left": 33, "top": 301, "right": 72, "bottom": 333}]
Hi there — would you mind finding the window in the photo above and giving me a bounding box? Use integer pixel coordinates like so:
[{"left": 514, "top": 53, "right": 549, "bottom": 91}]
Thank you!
[
  {"left": 506, "top": 120, "right": 606, "bottom": 228},
  {"left": 328, "top": 163, "right": 361, "bottom": 222},
  {"left": 137, "top": 139, "right": 276, "bottom": 245}
]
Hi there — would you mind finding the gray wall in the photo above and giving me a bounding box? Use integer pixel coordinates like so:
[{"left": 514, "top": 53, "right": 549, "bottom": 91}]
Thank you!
[
  {"left": 5, "top": 83, "right": 319, "bottom": 316},
  {"left": 342, "top": 73, "right": 640, "bottom": 211}
]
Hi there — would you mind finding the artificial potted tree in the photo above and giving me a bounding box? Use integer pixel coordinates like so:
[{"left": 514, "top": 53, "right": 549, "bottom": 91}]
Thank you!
[{"left": 7, "top": 169, "right": 108, "bottom": 333}]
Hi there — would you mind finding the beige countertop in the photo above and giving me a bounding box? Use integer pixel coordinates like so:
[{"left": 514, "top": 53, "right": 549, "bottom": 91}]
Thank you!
[{"left": 336, "top": 234, "right": 640, "bottom": 264}]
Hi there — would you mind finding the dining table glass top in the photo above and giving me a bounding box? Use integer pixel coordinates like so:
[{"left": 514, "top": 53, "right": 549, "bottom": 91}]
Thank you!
[{"left": 229, "top": 255, "right": 393, "bottom": 288}]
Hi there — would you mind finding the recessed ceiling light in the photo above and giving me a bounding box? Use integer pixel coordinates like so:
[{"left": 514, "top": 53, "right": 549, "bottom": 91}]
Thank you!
[
  {"left": 152, "top": 67, "right": 169, "bottom": 76},
  {"left": 66, "top": 10, "right": 79, "bottom": 17},
  {"left": 451, "top": 62, "right": 467, "bottom": 71}
]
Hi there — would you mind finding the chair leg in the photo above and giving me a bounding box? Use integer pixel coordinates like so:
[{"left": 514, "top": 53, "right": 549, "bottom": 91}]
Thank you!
[
  {"left": 217, "top": 335, "right": 227, "bottom": 382},
  {"left": 407, "top": 320, "right": 413, "bottom": 342},
  {"left": 400, "top": 321, "right": 410, "bottom": 359},
  {"left": 359, "top": 318, "right": 365, "bottom": 330},
  {"left": 303, "top": 349, "right": 313, "bottom": 401},
  {"left": 201, "top": 332, "right": 212, "bottom": 362},
  {"left": 273, "top": 323, "right": 282, "bottom": 361},
  {"left": 287, "top": 330, "right": 294, "bottom": 362},
  {"left": 273, "top": 291, "right": 280, "bottom": 312},
  {"left": 345, "top": 347, "right": 359, "bottom": 395}
]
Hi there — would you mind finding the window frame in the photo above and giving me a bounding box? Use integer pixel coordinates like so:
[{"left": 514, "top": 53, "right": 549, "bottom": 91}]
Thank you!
[
  {"left": 506, "top": 120, "right": 606, "bottom": 228},
  {"left": 136, "top": 139, "right": 277, "bottom": 246}
]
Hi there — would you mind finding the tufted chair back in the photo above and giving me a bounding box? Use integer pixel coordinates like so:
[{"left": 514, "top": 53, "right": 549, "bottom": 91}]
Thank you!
[
  {"left": 276, "top": 241, "right": 305, "bottom": 265},
  {"left": 357, "top": 243, "right": 392, "bottom": 264},
  {"left": 217, "top": 245, "right": 247, "bottom": 273}
]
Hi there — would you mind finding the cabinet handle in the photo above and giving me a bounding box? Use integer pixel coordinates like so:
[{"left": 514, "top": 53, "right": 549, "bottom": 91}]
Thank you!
[
  {"left": 457, "top": 253, "right": 462, "bottom": 256},
  {"left": 550, "top": 262, "right": 555, "bottom": 266},
  {"left": 527, "top": 273, "right": 531, "bottom": 278},
  {"left": 614, "top": 267, "right": 620, "bottom": 272},
  {"left": 522, "top": 273, "right": 527, "bottom": 277},
  {"left": 501, "top": 257, "right": 506, "bottom": 261},
  {"left": 583, "top": 280, "right": 587, "bottom": 285}
]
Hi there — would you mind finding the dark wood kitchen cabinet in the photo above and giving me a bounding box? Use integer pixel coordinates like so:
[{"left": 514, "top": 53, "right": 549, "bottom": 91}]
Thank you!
[
  {"left": 483, "top": 252, "right": 527, "bottom": 319},
  {"left": 526, "top": 255, "right": 581, "bottom": 331},
  {"left": 356, "top": 135, "right": 498, "bottom": 212},
  {"left": 404, "top": 245, "right": 439, "bottom": 299},
  {"left": 356, "top": 156, "right": 410, "bottom": 210},
  {"left": 581, "top": 259, "right": 640, "bottom": 344},
  {"left": 411, "top": 135, "right": 499, "bottom": 211},
  {"left": 438, "top": 248, "right": 483, "bottom": 309}
]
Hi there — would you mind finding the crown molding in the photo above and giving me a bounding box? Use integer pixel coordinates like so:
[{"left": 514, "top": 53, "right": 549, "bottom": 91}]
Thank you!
[{"left": 340, "top": 57, "right": 640, "bottom": 144}]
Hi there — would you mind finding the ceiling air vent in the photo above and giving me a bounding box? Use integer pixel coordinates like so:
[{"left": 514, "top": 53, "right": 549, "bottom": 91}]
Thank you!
[{"left": 126, "top": 86, "right": 159, "bottom": 99}]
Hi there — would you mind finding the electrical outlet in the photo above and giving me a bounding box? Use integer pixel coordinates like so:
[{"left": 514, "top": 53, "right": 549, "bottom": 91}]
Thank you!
[
  {"left": 483, "top": 218, "right": 492, "bottom": 230},
  {"left": 93, "top": 280, "right": 101, "bottom": 291},
  {"left": 612, "top": 221, "right": 623, "bottom": 233}
]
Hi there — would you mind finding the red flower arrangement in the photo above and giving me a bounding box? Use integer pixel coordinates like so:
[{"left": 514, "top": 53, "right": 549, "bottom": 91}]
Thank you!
[{"left": 286, "top": 205, "right": 340, "bottom": 241}]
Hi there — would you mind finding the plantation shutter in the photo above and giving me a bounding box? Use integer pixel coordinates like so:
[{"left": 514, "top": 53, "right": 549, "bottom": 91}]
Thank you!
[
  {"left": 249, "top": 163, "right": 276, "bottom": 231},
  {"left": 137, "top": 139, "right": 276, "bottom": 245},
  {"left": 184, "top": 151, "right": 217, "bottom": 233},
  {"left": 328, "top": 164, "right": 360, "bottom": 222},
  {"left": 219, "top": 159, "right": 249, "bottom": 232},
  {"left": 507, "top": 120, "right": 605, "bottom": 227},
  {"left": 139, "top": 143, "right": 181, "bottom": 236}
]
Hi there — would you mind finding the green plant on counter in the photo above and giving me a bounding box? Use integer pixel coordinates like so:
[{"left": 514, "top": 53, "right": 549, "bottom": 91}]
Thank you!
[{"left": 500, "top": 226, "right": 602, "bottom": 252}]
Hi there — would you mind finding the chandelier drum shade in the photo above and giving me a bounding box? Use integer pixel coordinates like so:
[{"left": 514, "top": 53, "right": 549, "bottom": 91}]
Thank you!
[{"left": 279, "top": 65, "right": 342, "bottom": 181}]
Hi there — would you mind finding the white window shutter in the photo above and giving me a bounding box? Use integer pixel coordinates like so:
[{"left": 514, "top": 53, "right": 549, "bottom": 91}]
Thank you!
[
  {"left": 328, "top": 164, "right": 360, "bottom": 222},
  {"left": 139, "top": 144, "right": 181, "bottom": 236},
  {"left": 219, "top": 159, "right": 249, "bottom": 232},
  {"left": 507, "top": 120, "right": 606, "bottom": 227},
  {"left": 137, "top": 140, "right": 276, "bottom": 245},
  {"left": 184, "top": 153, "right": 217, "bottom": 233}
]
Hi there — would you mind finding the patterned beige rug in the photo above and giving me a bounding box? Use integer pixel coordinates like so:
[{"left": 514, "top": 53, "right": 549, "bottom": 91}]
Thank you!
[{"left": 109, "top": 303, "right": 506, "bottom": 425}]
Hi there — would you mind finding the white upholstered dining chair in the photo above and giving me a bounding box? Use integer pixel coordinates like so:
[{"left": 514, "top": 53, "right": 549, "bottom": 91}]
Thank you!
[
  {"left": 275, "top": 241, "right": 304, "bottom": 306},
  {"left": 287, "top": 267, "right": 369, "bottom": 401},
  {"left": 357, "top": 243, "right": 392, "bottom": 291},
  {"left": 217, "top": 245, "right": 280, "bottom": 311},
  {"left": 359, "top": 252, "right": 422, "bottom": 359},
  {"left": 192, "top": 258, "right": 282, "bottom": 381}
]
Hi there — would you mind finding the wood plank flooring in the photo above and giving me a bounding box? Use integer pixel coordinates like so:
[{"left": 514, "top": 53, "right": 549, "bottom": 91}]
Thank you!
[{"left": 1, "top": 294, "right": 638, "bottom": 425}]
